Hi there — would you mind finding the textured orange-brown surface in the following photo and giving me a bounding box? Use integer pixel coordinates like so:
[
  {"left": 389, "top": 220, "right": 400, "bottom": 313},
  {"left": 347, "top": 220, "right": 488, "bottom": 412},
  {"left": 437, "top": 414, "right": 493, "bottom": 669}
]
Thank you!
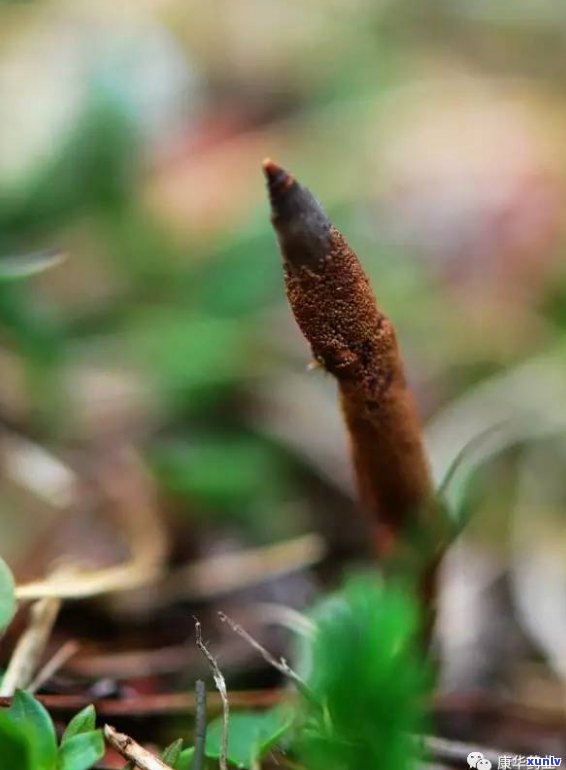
[{"left": 284, "top": 225, "right": 433, "bottom": 556}]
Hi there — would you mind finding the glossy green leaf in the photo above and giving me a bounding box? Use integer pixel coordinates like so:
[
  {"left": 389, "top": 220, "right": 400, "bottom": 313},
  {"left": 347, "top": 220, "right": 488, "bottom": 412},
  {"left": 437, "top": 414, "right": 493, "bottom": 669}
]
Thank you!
[
  {"left": 206, "top": 707, "right": 292, "bottom": 770},
  {"left": 175, "top": 747, "right": 194, "bottom": 770},
  {"left": 0, "top": 557, "right": 16, "bottom": 631},
  {"left": 9, "top": 690, "right": 58, "bottom": 770},
  {"left": 0, "top": 710, "right": 32, "bottom": 769},
  {"left": 57, "top": 729, "right": 104, "bottom": 770},
  {"left": 61, "top": 705, "right": 96, "bottom": 744}
]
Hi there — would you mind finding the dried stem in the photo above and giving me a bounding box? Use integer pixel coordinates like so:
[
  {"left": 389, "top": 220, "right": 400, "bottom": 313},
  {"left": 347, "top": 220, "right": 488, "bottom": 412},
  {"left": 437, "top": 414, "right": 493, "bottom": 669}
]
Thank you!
[
  {"left": 0, "top": 597, "right": 61, "bottom": 696},
  {"left": 0, "top": 689, "right": 285, "bottom": 716},
  {"left": 104, "top": 725, "right": 173, "bottom": 770},
  {"left": 28, "top": 639, "right": 79, "bottom": 693},
  {"left": 161, "top": 532, "right": 324, "bottom": 605},
  {"left": 218, "top": 611, "right": 316, "bottom": 706},
  {"left": 195, "top": 619, "right": 229, "bottom": 770},
  {"left": 192, "top": 680, "right": 207, "bottom": 770},
  {"left": 15, "top": 447, "right": 167, "bottom": 601}
]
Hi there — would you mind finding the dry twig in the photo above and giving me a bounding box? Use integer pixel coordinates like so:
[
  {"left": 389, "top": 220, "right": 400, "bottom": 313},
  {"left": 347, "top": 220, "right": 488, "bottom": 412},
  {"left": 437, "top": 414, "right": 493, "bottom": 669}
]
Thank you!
[
  {"left": 15, "top": 448, "right": 167, "bottom": 601},
  {"left": 0, "top": 689, "right": 284, "bottom": 716},
  {"left": 0, "top": 596, "right": 61, "bottom": 696},
  {"left": 218, "top": 611, "right": 313, "bottom": 704},
  {"left": 104, "top": 725, "right": 173, "bottom": 770},
  {"left": 249, "top": 602, "right": 315, "bottom": 638},
  {"left": 193, "top": 680, "right": 207, "bottom": 770},
  {"left": 195, "top": 619, "right": 229, "bottom": 770},
  {"left": 161, "top": 532, "right": 324, "bottom": 604},
  {"left": 28, "top": 639, "right": 79, "bottom": 693}
]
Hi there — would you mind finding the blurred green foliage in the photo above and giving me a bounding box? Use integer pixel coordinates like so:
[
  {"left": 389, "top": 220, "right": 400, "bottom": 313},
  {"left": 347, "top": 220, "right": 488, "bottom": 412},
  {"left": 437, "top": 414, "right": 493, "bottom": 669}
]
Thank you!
[
  {"left": 298, "top": 575, "right": 430, "bottom": 770},
  {"left": 205, "top": 707, "right": 292, "bottom": 770},
  {"left": 1, "top": 0, "right": 566, "bottom": 553},
  {"left": 152, "top": 432, "right": 291, "bottom": 534},
  {"left": 0, "top": 692, "right": 104, "bottom": 770},
  {"left": 0, "top": 94, "right": 137, "bottom": 250},
  {"left": 1, "top": 0, "right": 566, "bottom": 761},
  {"left": 157, "top": 575, "right": 428, "bottom": 770}
]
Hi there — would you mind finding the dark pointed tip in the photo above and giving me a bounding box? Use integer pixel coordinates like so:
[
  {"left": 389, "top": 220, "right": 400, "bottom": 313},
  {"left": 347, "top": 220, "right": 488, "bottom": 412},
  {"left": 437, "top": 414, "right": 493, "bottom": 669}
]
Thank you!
[
  {"left": 262, "top": 158, "right": 332, "bottom": 271},
  {"left": 262, "top": 157, "right": 294, "bottom": 184},
  {"left": 262, "top": 158, "right": 296, "bottom": 207}
]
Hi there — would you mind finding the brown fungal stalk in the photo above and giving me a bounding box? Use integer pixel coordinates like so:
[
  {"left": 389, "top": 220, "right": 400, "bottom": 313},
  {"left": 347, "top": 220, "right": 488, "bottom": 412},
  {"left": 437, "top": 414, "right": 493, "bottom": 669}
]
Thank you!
[{"left": 263, "top": 159, "right": 437, "bottom": 573}]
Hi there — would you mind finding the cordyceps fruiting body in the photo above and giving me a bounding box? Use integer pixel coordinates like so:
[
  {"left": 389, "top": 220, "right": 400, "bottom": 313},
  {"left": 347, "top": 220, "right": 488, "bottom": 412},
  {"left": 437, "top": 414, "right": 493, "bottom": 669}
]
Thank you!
[{"left": 263, "top": 158, "right": 436, "bottom": 569}]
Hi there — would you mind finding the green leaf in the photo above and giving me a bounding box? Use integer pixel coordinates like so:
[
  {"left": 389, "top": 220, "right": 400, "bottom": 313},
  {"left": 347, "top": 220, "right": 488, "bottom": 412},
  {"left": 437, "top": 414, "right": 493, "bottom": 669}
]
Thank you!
[
  {"left": 0, "top": 557, "right": 16, "bottom": 631},
  {"left": 61, "top": 705, "right": 96, "bottom": 744},
  {"left": 0, "top": 278, "right": 63, "bottom": 362},
  {"left": 128, "top": 310, "right": 249, "bottom": 412},
  {"left": 0, "top": 710, "right": 32, "bottom": 769},
  {"left": 206, "top": 707, "right": 292, "bottom": 770},
  {"left": 175, "top": 747, "right": 194, "bottom": 770},
  {"left": 191, "top": 223, "right": 280, "bottom": 318},
  {"left": 9, "top": 690, "right": 58, "bottom": 770},
  {"left": 152, "top": 434, "right": 284, "bottom": 515},
  {"left": 161, "top": 738, "right": 183, "bottom": 766},
  {"left": 160, "top": 739, "right": 195, "bottom": 770},
  {"left": 57, "top": 729, "right": 104, "bottom": 770},
  {"left": 0, "top": 282, "right": 64, "bottom": 433},
  {"left": 436, "top": 423, "right": 507, "bottom": 536}
]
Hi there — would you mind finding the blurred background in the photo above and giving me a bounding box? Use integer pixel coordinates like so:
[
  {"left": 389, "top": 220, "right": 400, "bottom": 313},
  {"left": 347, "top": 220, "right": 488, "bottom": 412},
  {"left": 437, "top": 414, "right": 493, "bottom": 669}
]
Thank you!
[{"left": 0, "top": 0, "right": 565, "bottom": 754}]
